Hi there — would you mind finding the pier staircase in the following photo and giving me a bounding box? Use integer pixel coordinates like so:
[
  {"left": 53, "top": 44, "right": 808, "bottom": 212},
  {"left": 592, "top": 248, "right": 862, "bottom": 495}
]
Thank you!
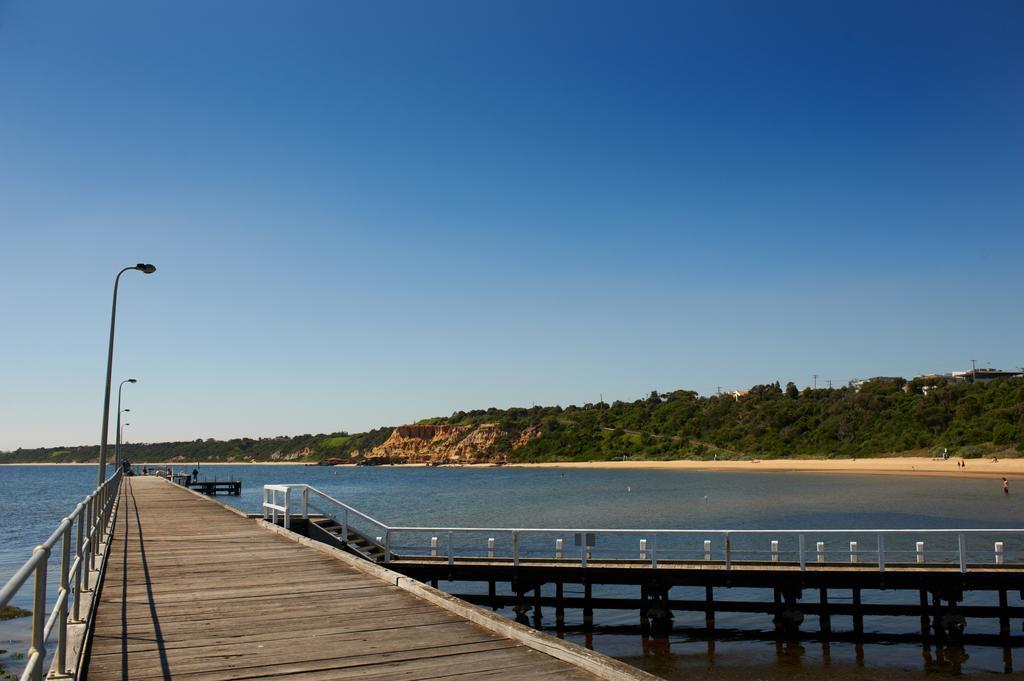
[{"left": 307, "top": 515, "right": 390, "bottom": 562}]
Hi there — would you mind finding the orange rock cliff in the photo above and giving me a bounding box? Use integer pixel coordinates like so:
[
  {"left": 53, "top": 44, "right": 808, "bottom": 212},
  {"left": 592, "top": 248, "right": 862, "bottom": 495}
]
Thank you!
[{"left": 364, "top": 423, "right": 540, "bottom": 464}]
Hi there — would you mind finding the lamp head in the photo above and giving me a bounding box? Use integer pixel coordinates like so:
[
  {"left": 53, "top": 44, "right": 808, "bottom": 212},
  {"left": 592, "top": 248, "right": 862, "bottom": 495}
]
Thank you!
[
  {"left": 128, "top": 378, "right": 137, "bottom": 383},
  {"left": 123, "top": 408, "right": 131, "bottom": 413},
  {"left": 135, "top": 263, "right": 157, "bottom": 274}
]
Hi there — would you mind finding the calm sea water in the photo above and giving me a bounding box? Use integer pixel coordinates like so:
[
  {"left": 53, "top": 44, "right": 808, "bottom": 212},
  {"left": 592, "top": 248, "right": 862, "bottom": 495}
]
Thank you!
[{"left": 1, "top": 464, "right": 1021, "bottom": 679}]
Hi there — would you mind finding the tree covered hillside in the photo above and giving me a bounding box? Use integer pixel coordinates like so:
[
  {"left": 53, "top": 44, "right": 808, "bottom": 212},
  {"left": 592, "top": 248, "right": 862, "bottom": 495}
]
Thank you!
[
  {"left": 440, "top": 377, "right": 1024, "bottom": 461},
  {"left": 2, "top": 377, "right": 1022, "bottom": 464}
]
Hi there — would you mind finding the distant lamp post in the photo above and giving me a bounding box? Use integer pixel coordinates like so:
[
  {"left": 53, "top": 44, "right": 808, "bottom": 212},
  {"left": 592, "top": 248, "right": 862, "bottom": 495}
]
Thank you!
[
  {"left": 97, "top": 263, "right": 156, "bottom": 486},
  {"left": 121, "top": 423, "right": 130, "bottom": 450},
  {"left": 115, "top": 378, "right": 136, "bottom": 468}
]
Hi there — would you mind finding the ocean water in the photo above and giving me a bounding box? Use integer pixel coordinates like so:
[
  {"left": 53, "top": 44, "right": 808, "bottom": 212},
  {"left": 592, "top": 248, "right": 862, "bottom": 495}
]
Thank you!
[{"left": 1, "top": 464, "right": 1022, "bottom": 679}]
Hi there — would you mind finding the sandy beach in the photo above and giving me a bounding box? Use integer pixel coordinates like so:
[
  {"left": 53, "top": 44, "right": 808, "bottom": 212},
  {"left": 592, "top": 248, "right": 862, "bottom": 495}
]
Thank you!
[
  {"left": 5, "top": 456, "right": 1022, "bottom": 480},
  {"left": 510, "top": 456, "right": 1024, "bottom": 480}
]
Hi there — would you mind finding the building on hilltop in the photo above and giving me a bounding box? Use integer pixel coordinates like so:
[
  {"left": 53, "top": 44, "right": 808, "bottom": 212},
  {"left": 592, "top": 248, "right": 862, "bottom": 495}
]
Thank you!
[
  {"left": 848, "top": 377, "right": 904, "bottom": 392},
  {"left": 909, "top": 368, "right": 1023, "bottom": 388},
  {"left": 946, "top": 368, "right": 1023, "bottom": 384}
]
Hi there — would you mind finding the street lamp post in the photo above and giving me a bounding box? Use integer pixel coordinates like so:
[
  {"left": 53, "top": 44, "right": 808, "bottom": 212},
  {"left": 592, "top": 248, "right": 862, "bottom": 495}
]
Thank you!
[
  {"left": 116, "top": 409, "right": 129, "bottom": 467},
  {"left": 98, "top": 263, "right": 156, "bottom": 486},
  {"left": 115, "top": 378, "right": 137, "bottom": 469}
]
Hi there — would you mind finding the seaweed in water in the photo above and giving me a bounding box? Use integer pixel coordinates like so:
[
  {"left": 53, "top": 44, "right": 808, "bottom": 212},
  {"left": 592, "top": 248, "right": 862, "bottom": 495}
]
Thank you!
[{"left": 0, "top": 607, "right": 31, "bottom": 621}]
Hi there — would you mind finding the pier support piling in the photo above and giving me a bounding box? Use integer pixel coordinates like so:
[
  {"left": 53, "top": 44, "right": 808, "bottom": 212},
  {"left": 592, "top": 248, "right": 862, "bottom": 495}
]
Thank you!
[
  {"left": 583, "top": 581, "right": 593, "bottom": 629},
  {"left": 705, "top": 585, "right": 715, "bottom": 633},
  {"left": 852, "top": 588, "right": 864, "bottom": 636},
  {"left": 555, "top": 582, "right": 565, "bottom": 626},
  {"left": 819, "top": 587, "right": 831, "bottom": 634}
]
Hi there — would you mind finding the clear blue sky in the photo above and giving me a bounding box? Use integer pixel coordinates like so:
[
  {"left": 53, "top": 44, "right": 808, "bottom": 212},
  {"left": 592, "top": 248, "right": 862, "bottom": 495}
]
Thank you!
[{"left": 2, "top": 1, "right": 1022, "bottom": 450}]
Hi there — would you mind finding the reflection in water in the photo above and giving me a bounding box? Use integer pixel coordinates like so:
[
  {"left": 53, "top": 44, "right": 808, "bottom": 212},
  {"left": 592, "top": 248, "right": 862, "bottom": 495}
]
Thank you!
[{"left": 578, "top": 624, "right": 1021, "bottom": 681}]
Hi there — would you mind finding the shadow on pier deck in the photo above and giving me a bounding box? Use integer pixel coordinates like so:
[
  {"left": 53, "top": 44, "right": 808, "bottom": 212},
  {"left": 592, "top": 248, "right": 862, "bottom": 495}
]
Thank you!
[{"left": 82, "top": 477, "right": 649, "bottom": 680}]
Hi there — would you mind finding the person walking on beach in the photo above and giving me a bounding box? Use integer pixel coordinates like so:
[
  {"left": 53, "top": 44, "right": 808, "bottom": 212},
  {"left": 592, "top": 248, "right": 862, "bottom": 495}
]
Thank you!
[{"left": 1003, "top": 478, "right": 1009, "bottom": 495}]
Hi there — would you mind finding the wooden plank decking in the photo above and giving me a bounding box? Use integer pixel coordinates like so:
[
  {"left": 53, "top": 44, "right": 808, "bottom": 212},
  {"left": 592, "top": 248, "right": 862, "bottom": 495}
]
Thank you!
[{"left": 83, "top": 477, "right": 607, "bottom": 680}]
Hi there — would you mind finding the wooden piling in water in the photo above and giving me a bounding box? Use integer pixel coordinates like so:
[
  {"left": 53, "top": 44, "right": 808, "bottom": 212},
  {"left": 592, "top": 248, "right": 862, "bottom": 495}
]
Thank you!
[
  {"left": 705, "top": 585, "right": 715, "bottom": 632},
  {"left": 999, "top": 589, "right": 1010, "bottom": 638},
  {"left": 852, "top": 588, "right": 863, "bottom": 635},
  {"left": 919, "top": 590, "right": 930, "bottom": 638},
  {"left": 583, "top": 580, "right": 593, "bottom": 628},
  {"left": 819, "top": 587, "right": 831, "bottom": 634}
]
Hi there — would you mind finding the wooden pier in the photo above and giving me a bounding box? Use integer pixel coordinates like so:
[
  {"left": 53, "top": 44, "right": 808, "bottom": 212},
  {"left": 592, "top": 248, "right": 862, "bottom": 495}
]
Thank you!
[
  {"left": 258, "top": 483, "right": 1024, "bottom": 649},
  {"left": 82, "top": 477, "right": 648, "bottom": 680}
]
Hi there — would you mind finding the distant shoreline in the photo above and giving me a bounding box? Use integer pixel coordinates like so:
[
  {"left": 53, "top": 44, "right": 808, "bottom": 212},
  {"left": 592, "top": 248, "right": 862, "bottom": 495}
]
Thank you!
[{"left": 1, "top": 457, "right": 1020, "bottom": 480}]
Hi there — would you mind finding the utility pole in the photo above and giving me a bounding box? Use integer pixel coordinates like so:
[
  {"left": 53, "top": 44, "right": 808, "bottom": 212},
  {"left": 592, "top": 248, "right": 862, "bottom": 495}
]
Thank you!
[
  {"left": 827, "top": 379, "right": 833, "bottom": 389},
  {"left": 716, "top": 386, "right": 721, "bottom": 396},
  {"left": 813, "top": 374, "right": 818, "bottom": 390},
  {"left": 971, "top": 359, "right": 977, "bottom": 383}
]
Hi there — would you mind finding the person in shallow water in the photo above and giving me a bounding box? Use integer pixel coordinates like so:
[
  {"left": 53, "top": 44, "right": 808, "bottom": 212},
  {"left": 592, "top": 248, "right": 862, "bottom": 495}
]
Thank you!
[{"left": 1003, "top": 478, "right": 1009, "bottom": 495}]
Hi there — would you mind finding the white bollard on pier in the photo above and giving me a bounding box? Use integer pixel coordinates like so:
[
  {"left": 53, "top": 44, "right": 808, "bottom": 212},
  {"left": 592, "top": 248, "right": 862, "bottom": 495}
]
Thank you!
[
  {"left": 430, "top": 536, "right": 438, "bottom": 557},
  {"left": 487, "top": 537, "right": 495, "bottom": 559},
  {"left": 704, "top": 540, "right": 712, "bottom": 561},
  {"left": 995, "top": 541, "right": 1005, "bottom": 565},
  {"left": 916, "top": 541, "right": 925, "bottom": 564},
  {"left": 771, "top": 540, "right": 780, "bottom": 562},
  {"left": 639, "top": 539, "right": 647, "bottom": 560},
  {"left": 817, "top": 541, "right": 825, "bottom": 563},
  {"left": 555, "top": 538, "right": 563, "bottom": 559},
  {"left": 850, "top": 541, "right": 858, "bottom": 563}
]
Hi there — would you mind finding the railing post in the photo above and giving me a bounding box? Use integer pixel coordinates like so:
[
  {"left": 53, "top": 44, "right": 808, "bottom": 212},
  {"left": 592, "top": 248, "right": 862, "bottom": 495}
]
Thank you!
[
  {"left": 384, "top": 530, "right": 391, "bottom": 562},
  {"left": 447, "top": 531, "right": 454, "bottom": 566},
  {"left": 704, "top": 539, "right": 712, "bottom": 561},
  {"left": 555, "top": 538, "right": 563, "bottom": 559},
  {"left": 513, "top": 531, "right": 520, "bottom": 566},
  {"left": 650, "top": 535, "right": 657, "bottom": 568},
  {"left": 580, "top": 535, "right": 588, "bottom": 568},
  {"left": 916, "top": 541, "right": 925, "bottom": 564},
  {"left": 771, "top": 539, "right": 779, "bottom": 562},
  {"left": 798, "top": 535, "right": 806, "bottom": 571},
  {"left": 995, "top": 541, "right": 1005, "bottom": 565},
  {"left": 87, "top": 498, "right": 95, "bottom": 571},
  {"left": 302, "top": 486, "right": 309, "bottom": 519},
  {"left": 29, "top": 546, "right": 48, "bottom": 681},
  {"left": 725, "top": 532, "right": 731, "bottom": 571},
  {"left": 430, "top": 536, "right": 438, "bottom": 557},
  {"left": 74, "top": 505, "right": 85, "bottom": 618},
  {"left": 850, "top": 541, "right": 858, "bottom": 563},
  {"left": 56, "top": 522, "right": 72, "bottom": 675},
  {"left": 817, "top": 541, "right": 825, "bottom": 563},
  {"left": 342, "top": 509, "right": 349, "bottom": 542},
  {"left": 262, "top": 487, "right": 268, "bottom": 520},
  {"left": 487, "top": 537, "right": 495, "bottom": 559},
  {"left": 639, "top": 538, "right": 647, "bottom": 560},
  {"left": 958, "top": 533, "right": 967, "bottom": 573},
  {"left": 878, "top": 535, "right": 886, "bottom": 572},
  {"left": 283, "top": 487, "right": 291, "bottom": 530}
]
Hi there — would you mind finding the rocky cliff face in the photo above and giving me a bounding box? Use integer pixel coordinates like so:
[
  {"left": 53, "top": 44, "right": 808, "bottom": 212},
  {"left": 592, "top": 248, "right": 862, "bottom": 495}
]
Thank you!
[{"left": 365, "top": 423, "right": 526, "bottom": 464}]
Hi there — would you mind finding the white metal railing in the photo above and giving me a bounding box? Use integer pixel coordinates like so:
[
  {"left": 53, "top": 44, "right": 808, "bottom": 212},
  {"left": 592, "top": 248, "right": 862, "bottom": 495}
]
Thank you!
[
  {"left": 262, "top": 484, "right": 1024, "bottom": 573},
  {"left": 0, "top": 469, "right": 122, "bottom": 681}
]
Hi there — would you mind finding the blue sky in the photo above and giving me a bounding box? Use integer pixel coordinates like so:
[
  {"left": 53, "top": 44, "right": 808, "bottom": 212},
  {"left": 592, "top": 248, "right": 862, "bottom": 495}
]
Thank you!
[{"left": 2, "top": 1, "right": 1022, "bottom": 450}]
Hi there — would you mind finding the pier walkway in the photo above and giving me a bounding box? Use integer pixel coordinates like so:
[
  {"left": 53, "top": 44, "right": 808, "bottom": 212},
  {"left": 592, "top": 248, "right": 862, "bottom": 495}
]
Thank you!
[{"left": 84, "top": 477, "right": 634, "bottom": 680}]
